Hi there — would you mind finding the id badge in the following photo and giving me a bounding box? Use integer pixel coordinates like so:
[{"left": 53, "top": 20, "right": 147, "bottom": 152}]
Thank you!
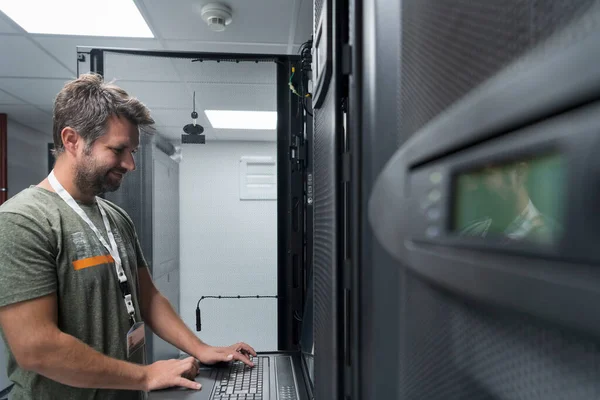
[{"left": 127, "top": 321, "right": 146, "bottom": 364}]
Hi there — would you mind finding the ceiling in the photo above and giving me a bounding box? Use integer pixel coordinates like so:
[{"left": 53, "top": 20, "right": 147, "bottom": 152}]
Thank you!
[{"left": 0, "top": 0, "right": 313, "bottom": 143}]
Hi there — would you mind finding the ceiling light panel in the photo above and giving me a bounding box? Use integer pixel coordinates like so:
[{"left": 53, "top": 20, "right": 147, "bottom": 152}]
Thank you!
[
  {"left": 0, "top": 0, "right": 153, "bottom": 37},
  {"left": 205, "top": 110, "right": 277, "bottom": 130}
]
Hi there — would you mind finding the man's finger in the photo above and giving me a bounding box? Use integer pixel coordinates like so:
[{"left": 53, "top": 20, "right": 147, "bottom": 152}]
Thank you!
[
  {"left": 175, "top": 376, "right": 202, "bottom": 390},
  {"left": 231, "top": 351, "right": 254, "bottom": 367},
  {"left": 239, "top": 343, "right": 257, "bottom": 357},
  {"left": 191, "top": 359, "right": 200, "bottom": 376},
  {"left": 177, "top": 360, "right": 197, "bottom": 376},
  {"left": 183, "top": 357, "right": 199, "bottom": 368},
  {"left": 181, "top": 358, "right": 200, "bottom": 378}
]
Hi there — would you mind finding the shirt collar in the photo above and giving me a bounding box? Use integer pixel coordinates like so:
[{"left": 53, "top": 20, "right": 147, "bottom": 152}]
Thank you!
[{"left": 504, "top": 199, "right": 541, "bottom": 239}]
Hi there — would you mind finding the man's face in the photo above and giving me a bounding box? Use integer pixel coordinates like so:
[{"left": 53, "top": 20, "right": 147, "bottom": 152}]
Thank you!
[
  {"left": 482, "top": 166, "right": 519, "bottom": 200},
  {"left": 475, "top": 164, "right": 523, "bottom": 229},
  {"left": 74, "top": 116, "right": 140, "bottom": 197}
]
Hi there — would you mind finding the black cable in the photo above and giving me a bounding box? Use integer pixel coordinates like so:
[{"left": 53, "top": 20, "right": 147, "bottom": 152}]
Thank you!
[
  {"left": 300, "top": 47, "right": 312, "bottom": 72},
  {"left": 298, "top": 40, "right": 312, "bottom": 55},
  {"left": 290, "top": 37, "right": 313, "bottom": 118},
  {"left": 302, "top": 98, "right": 313, "bottom": 117},
  {"left": 195, "top": 295, "right": 278, "bottom": 331},
  {"left": 294, "top": 311, "right": 303, "bottom": 322}
]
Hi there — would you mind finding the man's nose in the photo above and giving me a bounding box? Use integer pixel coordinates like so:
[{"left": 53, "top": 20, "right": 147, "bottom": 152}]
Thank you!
[{"left": 121, "top": 152, "right": 136, "bottom": 172}]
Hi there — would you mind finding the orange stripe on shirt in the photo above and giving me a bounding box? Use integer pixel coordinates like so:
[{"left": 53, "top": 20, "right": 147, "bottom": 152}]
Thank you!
[{"left": 72, "top": 254, "right": 114, "bottom": 271}]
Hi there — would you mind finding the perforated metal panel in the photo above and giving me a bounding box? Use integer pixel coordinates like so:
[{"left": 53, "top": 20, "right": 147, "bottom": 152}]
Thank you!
[
  {"left": 397, "top": 275, "right": 600, "bottom": 399},
  {"left": 359, "top": 1, "right": 600, "bottom": 399},
  {"left": 314, "top": 0, "right": 324, "bottom": 23},
  {"left": 392, "top": 1, "right": 600, "bottom": 399},
  {"left": 397, "top": 0, "right": 596, "bottom": 145},
  {"left": 313, "top": 85, "right": 340, "bottom": 399}
]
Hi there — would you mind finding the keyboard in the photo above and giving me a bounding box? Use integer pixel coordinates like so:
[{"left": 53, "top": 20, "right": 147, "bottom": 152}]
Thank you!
[{"left": 211, "top": 356, "right": 267, "bottom": 400}]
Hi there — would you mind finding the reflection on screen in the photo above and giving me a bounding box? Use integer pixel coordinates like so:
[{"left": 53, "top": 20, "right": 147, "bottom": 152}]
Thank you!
[{"left": 453, "top": 153, "right": 565, "bottom": 244}]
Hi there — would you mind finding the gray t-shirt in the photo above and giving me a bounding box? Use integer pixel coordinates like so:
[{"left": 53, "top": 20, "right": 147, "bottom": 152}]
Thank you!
[{"left": 0, "top": 187, "right": 147, "bottom": 400}]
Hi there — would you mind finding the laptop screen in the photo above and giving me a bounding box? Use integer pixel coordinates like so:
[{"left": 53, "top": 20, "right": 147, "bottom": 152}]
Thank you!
[{"left": 300, "top": 271, "right": 314, "bottom": 387}]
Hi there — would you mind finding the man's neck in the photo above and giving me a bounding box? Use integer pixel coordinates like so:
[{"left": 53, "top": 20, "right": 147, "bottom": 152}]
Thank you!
[
  {"left": 39, "top": 158, "right": 96, "bottom": 204},
  {"left": 515, "top": 188, "right": 530, "bottom": 216}
]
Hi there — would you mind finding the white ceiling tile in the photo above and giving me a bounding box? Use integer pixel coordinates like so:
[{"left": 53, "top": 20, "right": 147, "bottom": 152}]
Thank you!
[
  {"left": 0, "top": 11, "right": 20, "bottom": 33},
  {"left": 294, "top": 0, "right": 313, "bottom": 45},
  {"left": 0, "top": 88, "right": 24, "bottom": 105},
  {"left": 154, "top": 125, "right": 184, "bottom": 137},
  {"left": 164, "top": 40, "right": 288, "bottom": 55},
  {"left": 37, "top": 105, "right": 54, "bottom": 114},
  {"left": 1, "top": 104, "right": 52, "bottom": 134},
  {"left": 31, "top": 36, "right": 161, "bottom": 74},
  {"left": 103, "top": 51, "right": 182, "bottom": 82},
  {"left": 154, "top": 125, "right": 185, "bottom": 140},
  {"left": 0, "top": 36, "right": 73, "bottom": 78},
  {"left": 113, "top": 80, "right": 190, "bottom": 108},
  {"left": 29, "top": 121, "right": 54, "bottom": 137},
  {"left": 143, "top": 0, "right": 293, "bottom": 43},
  {"left": 189, "top": 83, "right": 277, "bottom": 111},
  {"left": 151, "top": 108, "right": 243, "bottom": 139},
  {"left": 0, "top": 78, "right": 70, "bottom": 106},
  {"left": 150, "top": 108, "right": 200, "bottom": 127}
]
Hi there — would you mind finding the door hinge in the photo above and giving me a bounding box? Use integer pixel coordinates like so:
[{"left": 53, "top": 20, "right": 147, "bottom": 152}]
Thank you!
[
  {"left": 342, "top": 152, "right": 351, "bottom": 183},
  {"left": 344, "top": 259, "right": 352, "bottom": 289},
  {"left": 342, "top": 44, "right": 353, "bottom": 75},
  {"left": 290, "top": 135, "right": 306, "bottom": 165}
]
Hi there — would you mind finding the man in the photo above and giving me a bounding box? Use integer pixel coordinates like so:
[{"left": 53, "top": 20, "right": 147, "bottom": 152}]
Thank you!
[
  {"left": 458, "top": 161, "right": 559, "bottom": 244},
  {"left": 0, "top": 73, "right": 256, "bottom": 399}
]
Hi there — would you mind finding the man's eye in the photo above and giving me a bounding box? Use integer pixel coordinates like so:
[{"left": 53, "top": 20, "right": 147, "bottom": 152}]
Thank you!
[{"left": 112, "top": 148, "right": 124, "bottom": 154}]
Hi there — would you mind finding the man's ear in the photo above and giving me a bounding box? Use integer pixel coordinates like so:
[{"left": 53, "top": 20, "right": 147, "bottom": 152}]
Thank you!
[{"left": 61, "top": 127, "right": 80, "bottom": 155}]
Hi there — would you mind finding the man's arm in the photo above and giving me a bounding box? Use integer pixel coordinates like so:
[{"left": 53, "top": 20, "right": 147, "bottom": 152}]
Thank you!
[
  {"left": 0, "top": 292, "right": 201, "bottom": 392},
  {"left": 137, "top": 267, "right": 257, "bottom": 366}
]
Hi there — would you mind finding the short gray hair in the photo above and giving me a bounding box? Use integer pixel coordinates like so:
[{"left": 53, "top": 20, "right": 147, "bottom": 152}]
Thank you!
[{"left": 52, "top": 73, "right": 154, "bottom": 157}]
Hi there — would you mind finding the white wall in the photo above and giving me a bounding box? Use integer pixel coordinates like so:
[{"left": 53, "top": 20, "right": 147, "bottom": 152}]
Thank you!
[
  {"left": 6, "top": 119, "right": 49, "bottom": 198},
  {"left": 1, "top": 119, "right": 48, "bottom": 391},
  {"left": 180, "top": 141, "right": 278, "bottom": 352}
]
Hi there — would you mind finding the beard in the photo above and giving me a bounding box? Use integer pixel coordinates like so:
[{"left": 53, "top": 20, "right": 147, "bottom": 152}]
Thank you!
[{"left": 74, "top": 155, "right": 127, "bottom": 198}]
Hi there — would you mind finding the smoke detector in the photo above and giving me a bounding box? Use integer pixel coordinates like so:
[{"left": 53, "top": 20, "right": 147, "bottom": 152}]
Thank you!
[{"left": 200, "top": 3, "right": 233, "bottom": 32}]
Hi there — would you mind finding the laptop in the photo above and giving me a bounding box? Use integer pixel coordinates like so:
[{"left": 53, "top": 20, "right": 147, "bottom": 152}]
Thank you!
[{"left": 148, "top": 274, "right": 315, "bottom": 400}]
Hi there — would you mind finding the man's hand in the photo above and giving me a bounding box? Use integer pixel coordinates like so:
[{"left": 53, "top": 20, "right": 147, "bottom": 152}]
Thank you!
[
  {"left": 198, "top": 342, "right": 258, "bottom": 367},
  {"left": 143, "top": 357, "right": 202, "bottom": 392}
]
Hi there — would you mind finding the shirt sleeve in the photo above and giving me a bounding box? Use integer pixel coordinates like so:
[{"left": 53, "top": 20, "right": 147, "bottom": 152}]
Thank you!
[
  {"left": 0, "top": 212, "right": 57, "bottom": 308},
  {"left": 134, "top": 234, "right": 148, "bottom": 270}
]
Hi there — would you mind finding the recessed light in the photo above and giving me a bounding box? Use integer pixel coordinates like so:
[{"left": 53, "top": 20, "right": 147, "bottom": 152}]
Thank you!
[
  {"left": 205, "top": 110, "right": 277, "bottom": 130},
  {"left": 0, "top": 0, "right": 154, "bottom": 37}
]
